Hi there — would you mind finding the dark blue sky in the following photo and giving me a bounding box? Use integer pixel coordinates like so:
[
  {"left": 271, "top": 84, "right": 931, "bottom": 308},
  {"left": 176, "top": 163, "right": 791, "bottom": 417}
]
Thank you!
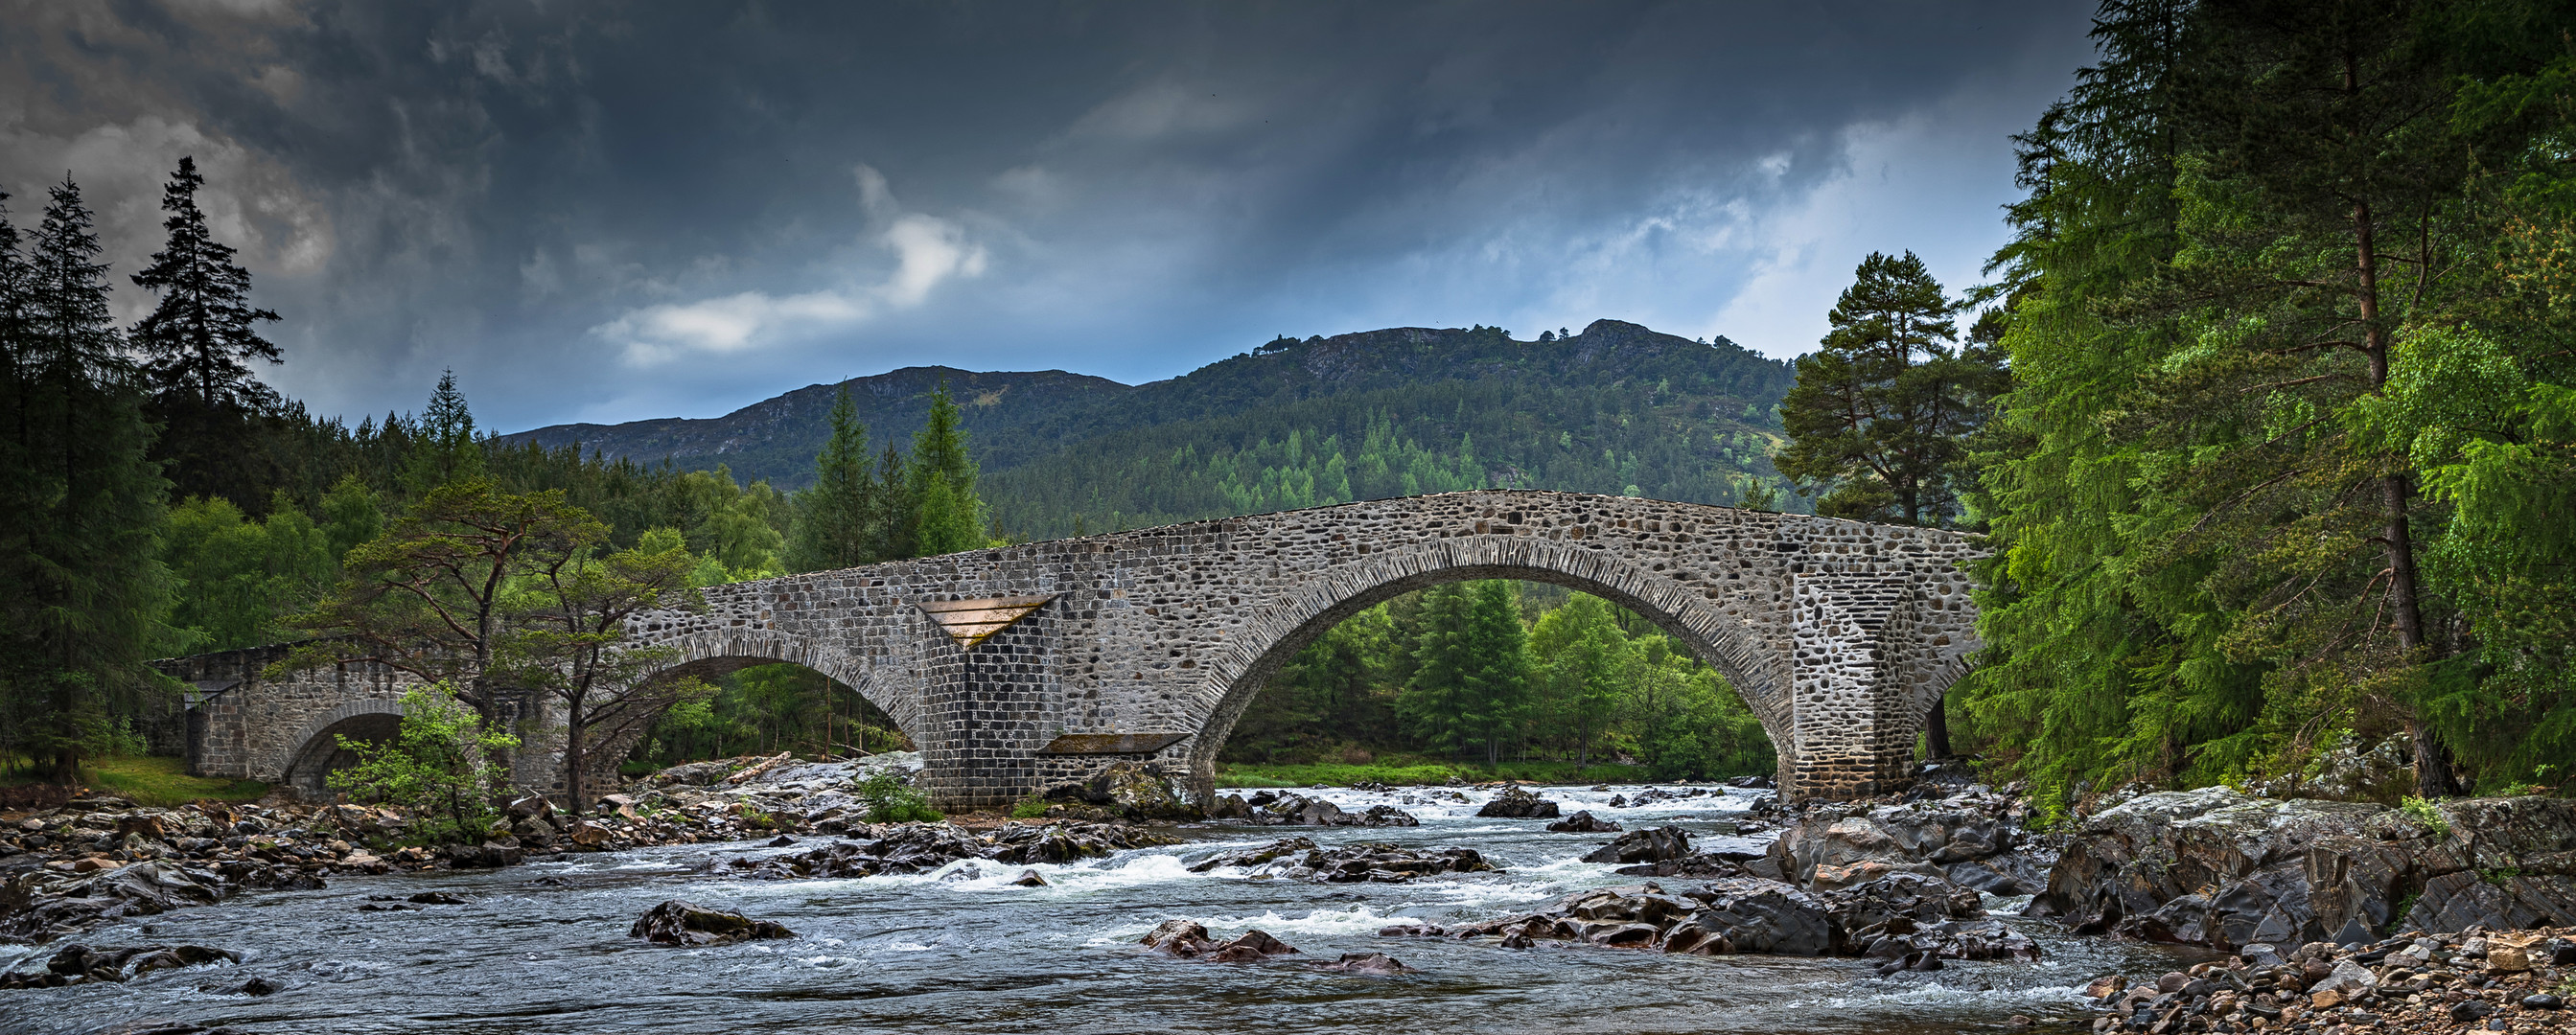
[{"left": 3, "top": 1, "right": 2096, "bottom": 432}]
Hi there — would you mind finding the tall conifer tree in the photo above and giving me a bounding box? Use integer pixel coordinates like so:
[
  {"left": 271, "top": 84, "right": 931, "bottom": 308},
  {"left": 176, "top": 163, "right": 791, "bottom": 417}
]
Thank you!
[
  {"left": 1776, "top": 251, "right": 2004, "bottom": 526},
  {"left": 0, "top": 177, "right": 174, "bottom": 780},
  {"left": 786, "top": 385, "right": 878, "bottom": 571}
]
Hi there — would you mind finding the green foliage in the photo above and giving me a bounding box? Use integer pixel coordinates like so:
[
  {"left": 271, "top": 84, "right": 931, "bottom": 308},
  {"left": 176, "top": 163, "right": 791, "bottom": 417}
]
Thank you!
[
  {"left": 161, "top": 494, "right": 335, "bottom": 653},
  {"left": 326, "top": 683, "right": 521, "bottom": 843},
  {"left": 2401, "top": 795, "right": 2452, "bottom": 840},
  {"left": 1953, "top": 0, "right": 2576, "bottom": 805},
  {"left": 1400, "top": 581, "right": 1532, "bottom": 765},
  {"left": 1009, "top": 796, "right": 1049, "bottom": 819},
  {"left": 854, "top": 770, "right": 941, "bottom": 824},
  {"left": 634, "top": 662, "right": 910, "bottom": 765},
  {"left": 402, "top": 370, "right": 484, "bottom": 494},
  {"left": 786, "top": 386, "right": 882, "bottom": 571},
  {"left": 0, "top": 176, "right": 181, "bottom": 782},
  {"left": 1776, "top": 250, "right": 2005, "bottom": 526},
  {"left": 1225, "top": 582, "right": 1773, "bottom": 780}
]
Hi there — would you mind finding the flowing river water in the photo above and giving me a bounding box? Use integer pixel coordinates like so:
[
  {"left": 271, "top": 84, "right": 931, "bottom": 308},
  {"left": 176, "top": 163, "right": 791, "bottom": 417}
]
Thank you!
[{"left": 0, "top": 784, "right": 2214, "bottom": 1035}]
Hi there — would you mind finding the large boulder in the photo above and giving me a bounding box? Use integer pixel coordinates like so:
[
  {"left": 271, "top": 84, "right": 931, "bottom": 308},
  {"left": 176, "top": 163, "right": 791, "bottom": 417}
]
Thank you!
[
  {"left": 1769, "top": 794, "right": 2024, "bottom": 887},
  {"left": 1582, "top": 826, "right": 1691, "bottom": 865},
  {"left": 629, "top": 900, "right": 796, "bottom": 947},
  {"left": 1475, "top": 786, "right": 1561, "bottom": 819},
  {"left": 2034, "top": 789, "right": 2576, "bottom": 949}
]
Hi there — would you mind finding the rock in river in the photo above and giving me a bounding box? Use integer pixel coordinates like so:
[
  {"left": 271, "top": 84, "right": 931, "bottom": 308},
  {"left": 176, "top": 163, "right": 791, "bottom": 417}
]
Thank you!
[
  {"left": 0, "top": 943, "right": 238, "bottom": 988},
  {"left": 1475, "top": 786, "right": 1561, "bottom": 818},
  {"left": 1138, "top": 919, "right": 1302, "bottom": 961},
  {"left": 1546, "top": 811, "right": 1621, "bottom": 833},
  {"left": 1187, "top": 838, "right": 1497, "bottom": 883},
  {"left": 1582, "top": 826, "right": 1692, "bottom": 865},
  {"left": 629, "top": 900, "right": 796, "bottom": 947}
]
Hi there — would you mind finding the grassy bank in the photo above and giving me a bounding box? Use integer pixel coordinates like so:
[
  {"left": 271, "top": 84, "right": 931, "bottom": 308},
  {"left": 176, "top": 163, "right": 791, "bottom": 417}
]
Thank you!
[
  {"left": 1215, "top": 759, "right": 1659, "bottom": 789},
  {"left": 3, "top": 755, "right": 269, "bottom": 808}
]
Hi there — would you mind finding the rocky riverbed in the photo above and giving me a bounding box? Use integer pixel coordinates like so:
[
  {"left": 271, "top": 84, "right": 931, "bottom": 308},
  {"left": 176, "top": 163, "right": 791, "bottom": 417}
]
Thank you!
[{"left": 6, "top": 760, "right": 2576, "bottom": 1034}]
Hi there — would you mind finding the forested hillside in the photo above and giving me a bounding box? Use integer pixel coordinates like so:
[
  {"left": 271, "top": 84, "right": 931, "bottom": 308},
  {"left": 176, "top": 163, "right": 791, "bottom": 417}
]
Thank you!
[
  {"left": 1949, "top": 0, "right": 2576, "bottom": 809},
  {"left": 508, "top": 319, "right": 1798, "bottom": 540}
]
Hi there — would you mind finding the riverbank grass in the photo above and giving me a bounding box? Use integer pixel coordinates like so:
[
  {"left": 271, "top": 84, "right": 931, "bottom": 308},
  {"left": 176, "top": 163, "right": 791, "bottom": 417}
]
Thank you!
[
  {"left": 0, "top": 755, "right": 270, "bottom": 807},
  {"left": 1215, "top": 758, "right": 1655, "bottom": 789}
]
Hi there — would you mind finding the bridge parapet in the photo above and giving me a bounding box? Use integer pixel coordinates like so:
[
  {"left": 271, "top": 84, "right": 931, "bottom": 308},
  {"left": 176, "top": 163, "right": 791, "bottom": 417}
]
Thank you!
[{"left": 164, "top": 491, "right": 1984, "bottom": 808}]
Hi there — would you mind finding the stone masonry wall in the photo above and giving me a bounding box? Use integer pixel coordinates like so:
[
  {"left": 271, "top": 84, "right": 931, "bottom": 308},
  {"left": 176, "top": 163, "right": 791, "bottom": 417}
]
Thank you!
[{"left": 164, "top": 491, "right": 1984, "bottom": 807}]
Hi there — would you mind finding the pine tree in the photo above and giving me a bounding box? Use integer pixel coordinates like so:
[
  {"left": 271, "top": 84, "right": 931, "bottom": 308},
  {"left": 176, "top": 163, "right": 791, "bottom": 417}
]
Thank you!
[
  {"left": 129, "top": 156, "right": 285, "bottom": 507},
  {"left": 400, "top": 370, "right": 485, "bottom": 495},
  {"left": 0, "top": 176, "right": 175, "bottom": 781},
  {"left": 786, "top": 386, "right": 878, "bottom": 571},
  {"left": 1775, "top": 251, "right": 2003, "bottom": 525},
  {"left": 129, "top": 157, "right": 282, "bottom": 411},
  {"left": 906, "top": 382, "right": 987, "bottom": 556},
  {"left": 1398, "top": 580, "right": 1531, "bottom": 765}
]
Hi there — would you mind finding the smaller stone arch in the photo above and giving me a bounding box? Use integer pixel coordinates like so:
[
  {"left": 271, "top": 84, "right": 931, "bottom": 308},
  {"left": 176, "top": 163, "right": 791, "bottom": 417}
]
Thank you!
[
  {"left": 279, "top": 698, "right": 413, "bottom": 798},
  {"left": 1181, "top": 536, "right": 1794, "bottom": 799}
]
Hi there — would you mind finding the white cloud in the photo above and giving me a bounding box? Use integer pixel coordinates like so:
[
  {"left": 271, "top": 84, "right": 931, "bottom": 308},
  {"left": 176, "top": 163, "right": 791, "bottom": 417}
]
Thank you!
[{"left": 593, "top": 168, "right": 988, "bottom": 366}]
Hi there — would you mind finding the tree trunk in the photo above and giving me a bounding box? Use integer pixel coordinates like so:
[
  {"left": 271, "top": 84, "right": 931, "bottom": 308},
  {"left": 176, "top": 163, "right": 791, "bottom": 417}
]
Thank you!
[
  {"left": 2353, "top": 200, "right": 2461, "bottom": 798},
  {"left": 1925, "top": 690, "right": 1952, "bottom": 760},
  {"left": 565, "top": 712, "right": 585, "bottom": 816}
]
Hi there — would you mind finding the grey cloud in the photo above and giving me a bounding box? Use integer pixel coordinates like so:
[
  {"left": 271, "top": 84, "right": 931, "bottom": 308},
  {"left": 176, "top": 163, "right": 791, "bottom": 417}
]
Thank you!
[{"left": 0, "top": 0, "right": 2093, "bottom": 431}]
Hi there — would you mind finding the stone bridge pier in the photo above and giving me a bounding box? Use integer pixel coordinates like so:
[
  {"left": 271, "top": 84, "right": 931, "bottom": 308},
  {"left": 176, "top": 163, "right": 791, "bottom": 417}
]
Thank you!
[{"left": 163, "top": 491, "right": 1984, "bottom": 808}]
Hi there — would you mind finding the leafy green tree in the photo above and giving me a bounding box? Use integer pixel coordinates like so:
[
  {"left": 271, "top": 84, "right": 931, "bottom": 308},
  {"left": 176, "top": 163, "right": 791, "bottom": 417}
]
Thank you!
[
  {"left": 499, "top": 530, "right": 708, "bottom": 812},
  {"left": 0, "top": 177, "right": 176, "bottom": 781},
  {"left": 319, "top": 472, "right": 383, "bottom": 562},
  {"left": 162, "top": 494, "right": 336, "bottom": 653},
  {"left": 327, "top": 683, "right": 521, "bottom": 842},
  {"left": 1775, "top": 250, "right": 2003, "bottom": 525},
  {"left": 1529, "top": 593, "right": 1624, "bottom": 767},
  {"left": 285, "top": 479, "right": 605, "bottom": 712},
  {"left": 787, "top": 385, "right": 878, "bottom": 571}
]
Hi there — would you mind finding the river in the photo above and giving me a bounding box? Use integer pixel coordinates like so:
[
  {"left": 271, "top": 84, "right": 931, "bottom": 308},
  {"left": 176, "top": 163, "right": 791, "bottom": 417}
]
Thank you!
[{"left": 0, "top": 783, "right": 2213, "bottom": 1034}]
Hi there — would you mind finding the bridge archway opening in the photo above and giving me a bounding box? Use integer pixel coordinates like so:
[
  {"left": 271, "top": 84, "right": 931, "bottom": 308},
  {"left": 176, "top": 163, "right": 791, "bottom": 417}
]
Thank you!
[
  {"left": 281, "top": 706, "right": 407, "bottom": 799},
  {"left": 622, "top": 656, "right": 918, "bottom": 777},
  {"left": 1192, "top": 558, "right": 1787, "bottom": 797}
]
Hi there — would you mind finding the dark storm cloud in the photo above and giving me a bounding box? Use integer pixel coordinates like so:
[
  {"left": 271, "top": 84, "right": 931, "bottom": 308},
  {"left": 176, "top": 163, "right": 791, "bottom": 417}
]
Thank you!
[{"left": 0, "top": 1, "right": 2095, "bottom": 430}]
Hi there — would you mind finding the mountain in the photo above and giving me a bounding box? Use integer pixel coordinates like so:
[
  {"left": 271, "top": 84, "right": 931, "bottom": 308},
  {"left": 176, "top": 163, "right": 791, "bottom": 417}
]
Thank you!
[{"left": 502, "top": 319, "right": 1799, "bottom": 539}]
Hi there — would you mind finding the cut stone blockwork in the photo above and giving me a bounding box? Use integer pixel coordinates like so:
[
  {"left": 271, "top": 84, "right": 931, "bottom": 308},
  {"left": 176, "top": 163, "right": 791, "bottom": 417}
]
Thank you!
[{"left": 160, "top": 490, "right": 1985, "bottom": 808}]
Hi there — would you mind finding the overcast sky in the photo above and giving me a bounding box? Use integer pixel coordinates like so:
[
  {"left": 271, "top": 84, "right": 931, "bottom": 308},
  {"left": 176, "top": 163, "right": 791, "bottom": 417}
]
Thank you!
[{"left": 3, "top": 1, "right": 2097, "bottom": 432}]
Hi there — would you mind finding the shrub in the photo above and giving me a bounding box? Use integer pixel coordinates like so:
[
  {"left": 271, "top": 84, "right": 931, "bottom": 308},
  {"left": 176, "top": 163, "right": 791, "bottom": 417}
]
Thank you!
[
  {"left": 1009, "top": 796, "right": 1049, "bottom": 819},
  {"left": 2401, "top": 795, "right": 2452, "bottom": 839},
  {"left": 856, "top": 770, "right": 942, "bottom": 823},
  {"left": 327, "top": 683, "right": 521, "bottom": 844}
]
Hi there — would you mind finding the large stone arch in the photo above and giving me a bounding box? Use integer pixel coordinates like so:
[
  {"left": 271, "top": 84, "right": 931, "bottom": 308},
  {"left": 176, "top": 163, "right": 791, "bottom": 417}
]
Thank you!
[
  {"left": 1180, "top": 537, "right": 1793, "bottom": 797},
  {"left": 637, "top": 628, "right": 924, "bottom": 740}
]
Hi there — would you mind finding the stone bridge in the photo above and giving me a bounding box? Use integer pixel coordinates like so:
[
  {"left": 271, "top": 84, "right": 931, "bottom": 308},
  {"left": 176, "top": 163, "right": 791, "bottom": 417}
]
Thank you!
[{"left": 164, "top": 491, "right": 1985, "bottom": 807}]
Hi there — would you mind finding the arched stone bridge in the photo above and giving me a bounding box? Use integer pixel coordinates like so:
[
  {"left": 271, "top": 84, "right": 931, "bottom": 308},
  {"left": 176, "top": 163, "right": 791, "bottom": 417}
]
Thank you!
[
  {"left": 635, "top": 490, "right": 1984, "bottom": 806},
  {"left": 163, "top": 491, "right": 1985, "bottom": 807}
]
